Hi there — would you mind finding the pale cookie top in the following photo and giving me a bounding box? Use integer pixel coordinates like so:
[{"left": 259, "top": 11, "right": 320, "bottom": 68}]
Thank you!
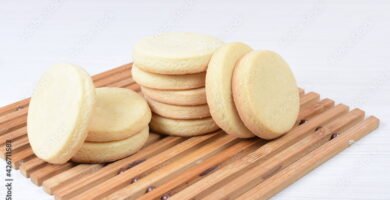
[
  {"left": 232, "top": 50, "right": 300, "bottom": 139},
  {"left": 133, "top": 32, "right": 224, "bottom": 75},
  {"left": 87, "top": 87, "right": 151, "bottom": 142},
  {"left": 27, "top": 64, "right": 95, "bottom": 164}
]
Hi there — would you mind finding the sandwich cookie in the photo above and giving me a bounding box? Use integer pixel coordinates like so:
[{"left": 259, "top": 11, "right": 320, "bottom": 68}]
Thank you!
[
  {"left": 27, "top": 64, "right": 95, "bottom": 164},
  {"left": 133, "top": 32, "right": 224, "bottom": 75},
  {"left": 146, "top": 98, "right": 210, "bottom": 119},
  {"left": 132, "top": 66, "right": 205, "bottom": 90},
  {"left": 72, "top": 127, "right": 149, "bottom": 163},
  {"left": 87, "top": 87, "right": 151, "bottom": 142},
  {"left": 141, "top": 87, "right": 207, "bottom": 106},
  {"left": 150, "top": 115, "right": 219, "bottom": 137},
  {"left": 232, "top": 50, "right": 300, "bottom": 139},
  {"left": 206, "top": 42, "right": 255, "bottom": 138}
]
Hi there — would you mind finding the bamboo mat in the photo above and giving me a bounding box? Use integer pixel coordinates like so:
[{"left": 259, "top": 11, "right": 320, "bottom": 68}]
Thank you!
[{"left": 0, "top": 63, "right": 380, "bottom": 200}]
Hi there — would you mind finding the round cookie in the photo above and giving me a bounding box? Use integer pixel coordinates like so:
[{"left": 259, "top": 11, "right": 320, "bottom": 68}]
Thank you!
[
  {"left": 132, "top": 66, "right": 205, "bottom": 90},
  {"left": 232, "top": 50, "right": 300, "bottom": 140},
  {"left": 141, "top": 87, "right": 207, "bottom": 106},
  {"left": 72, "top": 127, "right": 149, "bottom": 163},
  {"left": 86, "top": 87, "right": 151, "bottom": 142},
  {"left": 206, "top": 42, "right": 255, "bottom": 138},
  {"left": 27, "top": 64, "right": 95, "bottom": 164},
  {"left": 133, "top": 32, "right": 224, "bottom": 75},
  {"left": 146, "top": 98, "right": 210, "bottom": 119},
  {"left": 150, "top": 115, "right": 219, "bottom": 136}
]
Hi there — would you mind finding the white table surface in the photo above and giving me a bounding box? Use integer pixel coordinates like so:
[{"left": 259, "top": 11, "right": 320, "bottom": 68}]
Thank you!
[{"left": 1, "top": 0, "right": 389, "bottom": 199}]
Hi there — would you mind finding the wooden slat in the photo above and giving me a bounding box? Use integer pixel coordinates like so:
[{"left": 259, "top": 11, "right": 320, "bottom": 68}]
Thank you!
[
  {"left": 11, "top": 147, "right": 35, "bottom": 169},
  {"left": 143, "top": 97, "right": 335, "bottom": 200},
  {"left": 300, "top": 92, "right": 320, "bottom": 108},
  {"left": 92, "top": 64, "right": 131, "bottom": 81},
  {"left": 299, "top": 92, "right": 319, "bottom": 107},
  {"left": 236, "top": 116, "right": 380, "bottom": 200},
  {"left": 143, "top": 133, "right": 163, "bottom": 146},
  {"left": 109, "top": 78, "right": 135, "bottom": 88},
  {"left": 70, "top": 133, "right": 223, "bottom": 199},
  {"left": 126, "top": 83, "right": 141, "bottom": 92},
  {"left": 0, "top": 136, "right": 29, "bottom": 156},
  {"left": 30, "top": 163, "right": 75, "bottom": 185},
  {"left": 0, "top": 115, "right": 26, "bottom": 135},
  {"left": 19, "top": 157, "right": 46, "bottom": 177},
  {"left": 0, "top": 126, "right": 27, "bottom": 145},
  {"left": 41, "top": 133, "right": 159, "bottom": 194},
  {"left": 298, "top": 98, "right": 334, "bottom": 121},
  {"left": 94, "top": 69, "right": 132, "bottom": 87},
  {"left": 298, "top": 88, "right": 304, "bottom": 95},
  {"left": 138, "top": 139, "right": 262, "bottom": 200},
  {"left": 0, "top": 107, "right": 28, "bottom": 125},
  {"left": 19, "top": 133, "right": 160, "bottom": 179},
  {"left": 55, "top": 136, "right": 185, "bottom": 199},
  {"left": 201, "top": 109, "right": 365, "bottom": 199},
  {"left": 104, "top": 134, "right": 238, "bottom": 200},
  {"left": 170, "top": 104, "right": 348, "bottom": 200},
  {"left": 18, "top": 132, "right": 155, "bottom": 181},
  {"left": 0, "top": 98, "right": 30, "bottom": 116},
  {"left": 295, "top": 98, "right": 334, "bottom": 127},
  {"left": 42, "top": 164, "right": 103, "bottom": 195}
]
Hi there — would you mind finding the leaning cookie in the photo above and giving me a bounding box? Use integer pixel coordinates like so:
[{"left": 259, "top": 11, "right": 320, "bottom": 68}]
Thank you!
[
  {"left": 133, "top": 32, "right": 224, "bottom": 75},
  {"left": 132, "top": 66, "right": 205, "bottom": 90},
  {"left": 141, "top": 87, "right": 207, "bottom": 106},
  {"left": 87, "top": 87, "right": 151, "bottom": 142},
  {"left": 72, "top": 127, "right": 149, "bottom": 163},
  {"left": 150, "top": 115, "right": 219, "bottom": 136},
  {"left": 27, "top": 64, "right": 95, "bottom": 164},
  {"left": 206, "top": 42, "right": 255, "bottom": 138},
  {"left": 146, "top": 98, "right": 210, "bottom": 119},
  {"left": 232, "top": 50, "right": 300, "bottom": 139}
]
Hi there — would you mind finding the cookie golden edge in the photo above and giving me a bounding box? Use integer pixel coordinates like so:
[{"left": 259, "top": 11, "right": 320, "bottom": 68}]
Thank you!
[
  {"left": 150, "top": 115, "right": 220, "bottom": 137},
  {"left": 132, "top": 66, "right": 205, "bottom": 90},
  {"left": 206, "top": 42, "right": 255, "bottom": 138},
  {"left": 146, "top": 97, "right": 210, "bottom": 120},
  {"left": 27, "top": 64, "right": 96, "bottom": 164},
  {"left": 72, "top": 127, "right": 149, "bottom": 163},
  {"left": 232, "top": 50, "right": 300, "bottom": 139},
  {"left": 86, "top": 87, "right": 152, "bottom": 142},
  {"left": 132, "top": 32, "right": 224, "bottom": 75},
  {"left": 141, "top": 86, "right": 207, "bottom": 106}
]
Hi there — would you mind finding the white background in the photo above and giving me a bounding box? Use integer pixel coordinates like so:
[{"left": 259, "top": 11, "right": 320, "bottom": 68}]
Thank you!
[{"left": 1, "top": 0, "right": 389, "bottom": 199}]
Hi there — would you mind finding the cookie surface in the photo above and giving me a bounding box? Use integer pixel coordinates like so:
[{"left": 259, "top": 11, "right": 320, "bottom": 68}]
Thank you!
[
  {"left": 150, "top": 115, "right": 219, "bottom": 136},
  {"left": 132, "top": 66, "right": 205, "bottom": 90},
  {"left": 133, "top": 32, "right": 223, "bottom": 74},
  {"left": 232, "top": 50, "right": 300, "bottom": 139},
  {"left": 72, "top": 127, "right": 149, "bottom": 163},
  {"left": 206, "top": 42, "right": 255, "bottom": 138},
  {"left": 87, "top": 87, "right": 151, "bottom": 142},
  {"left": 27, "top": 64, "right": 95, "bottom": 164},
  {"left": 146, "top": 98, "right": 210, "bottom": 119},
  {"left": 141, "top": 87, "right": 207, "bottom": 106}
]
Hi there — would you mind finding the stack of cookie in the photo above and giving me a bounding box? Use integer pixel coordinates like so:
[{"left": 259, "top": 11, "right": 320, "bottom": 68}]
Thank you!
[
  {"left": 72, "top": 87, "right": 152, "bottom": 163},
  {"left": 206, "top": 42, "right": 300, "bottom": 140},
  {"left": 27, "top": 64, "right": 152, "bottom": 164},
  {"left": 132, "top": 32, "right": 224, "bottom": 136}
]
